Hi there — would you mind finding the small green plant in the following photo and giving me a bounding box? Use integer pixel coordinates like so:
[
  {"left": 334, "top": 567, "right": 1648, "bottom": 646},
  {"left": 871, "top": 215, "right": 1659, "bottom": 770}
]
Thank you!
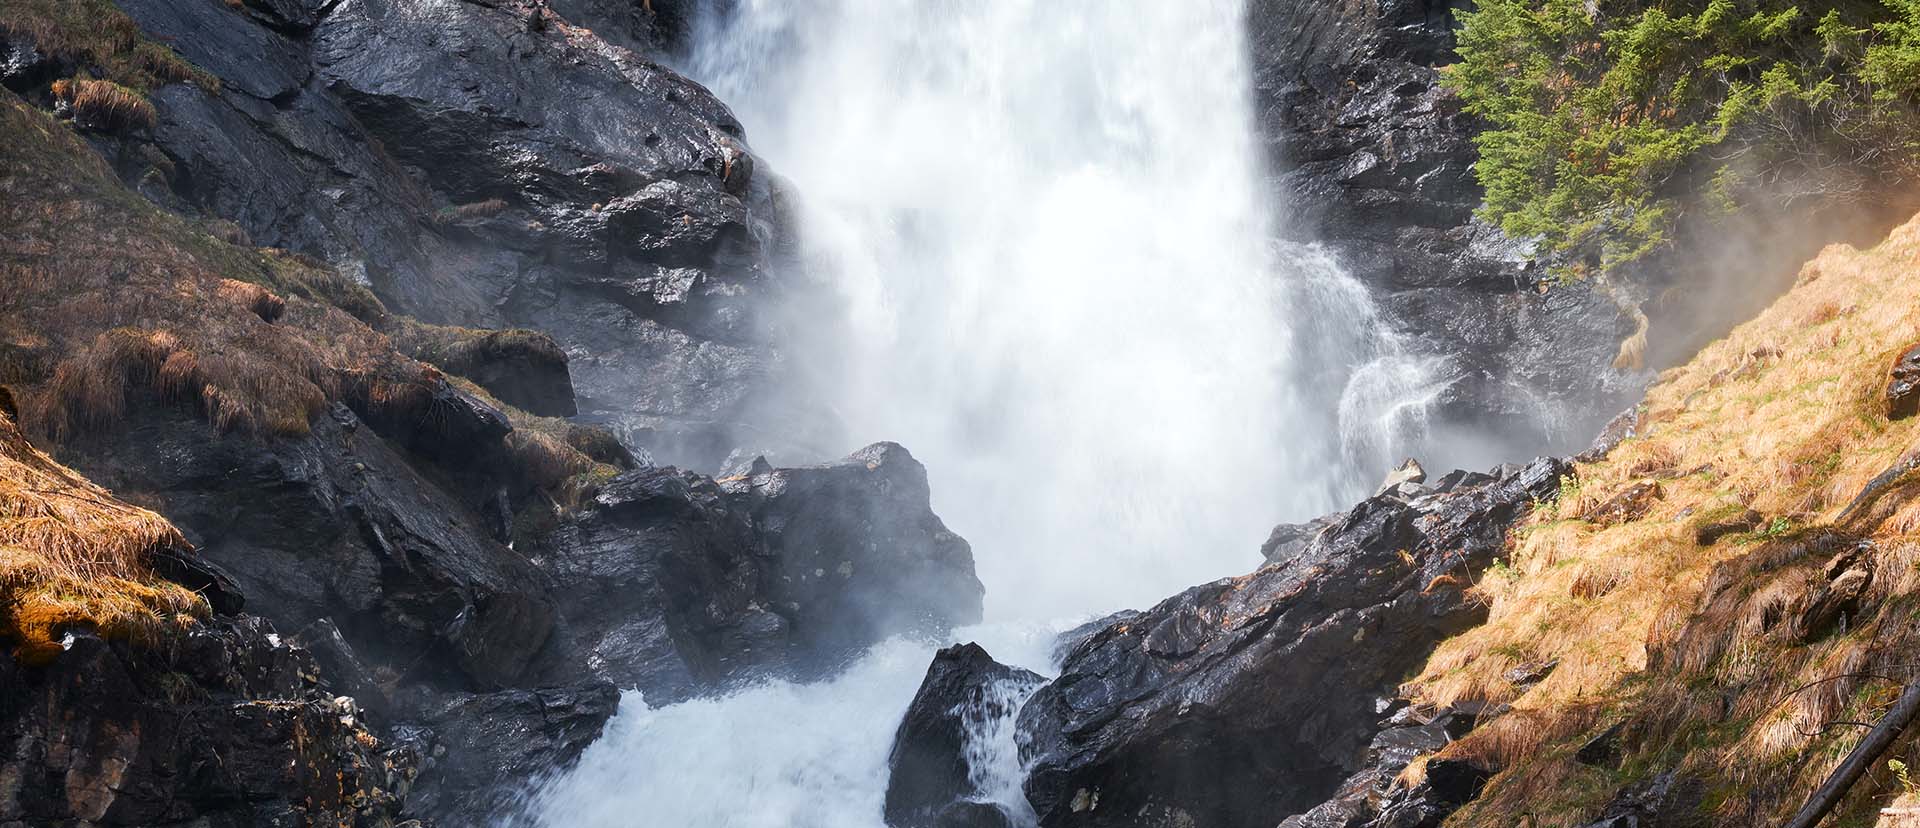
[
  {"left": 1891, "top": 758, "right": 1919, "bottom": 796},
  {"left": 1740, "top": 515, "right": 1795, "bottom": 544},
  {"left": 1550, "top": 472, "right": 1584, "bottom": 518},
  {"left": 1487, "top": 557, "right": 1521, "bottom": 584}
]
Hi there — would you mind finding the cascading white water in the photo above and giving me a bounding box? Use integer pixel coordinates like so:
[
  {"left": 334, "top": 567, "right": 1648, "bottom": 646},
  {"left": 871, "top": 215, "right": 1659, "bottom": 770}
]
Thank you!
[{"left": 525, "top": 3, "right": 1445, "bottom": 825}]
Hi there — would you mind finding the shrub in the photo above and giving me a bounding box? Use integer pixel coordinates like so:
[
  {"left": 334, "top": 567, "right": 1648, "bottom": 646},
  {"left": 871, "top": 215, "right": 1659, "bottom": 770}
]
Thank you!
[{"left": 1449, "top": 0, "right": 1920, "bottom": 281}]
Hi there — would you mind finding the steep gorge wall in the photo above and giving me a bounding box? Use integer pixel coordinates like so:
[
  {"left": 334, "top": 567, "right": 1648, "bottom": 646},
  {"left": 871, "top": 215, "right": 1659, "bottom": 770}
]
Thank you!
[
  {"left": 1246, "top": 0, "right": 1644, "bottom": 467},
  {"left": 0, "top": 3, "right": 984, "bottom": 822}
]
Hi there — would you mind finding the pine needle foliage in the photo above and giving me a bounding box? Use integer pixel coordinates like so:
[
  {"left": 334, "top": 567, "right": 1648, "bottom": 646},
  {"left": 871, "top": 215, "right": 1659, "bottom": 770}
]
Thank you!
[{"left": 1449, "top": 0, "right": 1920, "bottom": 280}]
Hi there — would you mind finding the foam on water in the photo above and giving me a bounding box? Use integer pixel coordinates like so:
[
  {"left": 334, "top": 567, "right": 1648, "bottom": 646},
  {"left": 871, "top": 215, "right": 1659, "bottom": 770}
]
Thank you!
[{"left": 525, "top": 3, "right": 1444, "bottom": 824}]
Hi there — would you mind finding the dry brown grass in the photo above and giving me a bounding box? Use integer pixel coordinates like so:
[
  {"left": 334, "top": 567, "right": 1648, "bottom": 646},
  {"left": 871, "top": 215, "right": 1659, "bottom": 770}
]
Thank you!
[
  {"left": 0, "top": 95, "right": 437, "bottom": 442},
  {"left": 56, "top": 78, "right": 155, "bottom": 133},
  {"left": 433, "top": 198, "right": 509, "bottom": 225},
  {"left": 0, "top": 0, "right": 215, "bottom": 94},
  {"left": 1411, "top": 217, "right": 1920, "bottom": 826},
  {"left": 0, "top": 406, "right": 205, "bottom": 663}
]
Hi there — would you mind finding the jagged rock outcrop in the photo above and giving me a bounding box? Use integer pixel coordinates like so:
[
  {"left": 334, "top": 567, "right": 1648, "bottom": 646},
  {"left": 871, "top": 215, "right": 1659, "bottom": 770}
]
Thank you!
[
  {"left": 1016, "top": 456, "right": 1566, "bottom": 828},
  {"left": 884, "top": 643, "right": 1043, "bottom": 828},
  {"left": 1247, "top": 0, "right": 1638, "bottom": 459},
  {"left": 392, "top": 681, "right": 622, "bottom": 825},
  {"left": 62, "top": 405, "right": 558, "bottom": 692},
  {"left": 721, "top": 443, "right": 986, "bottom": 664},
  {"left": 527, "top": 464, "right": 785, "bottom": 700},
  {"left": 1280, "top": 702, "right": 1501, "bottom": 828},
  {"left": 531, "top": 443, "right": 985, "bottom": 699},
  {"left": 97, "top": 0, "right": 803, "bottom": 468},
  {"left": 0, "top": 617, "right": 414, "bottom": 827}
]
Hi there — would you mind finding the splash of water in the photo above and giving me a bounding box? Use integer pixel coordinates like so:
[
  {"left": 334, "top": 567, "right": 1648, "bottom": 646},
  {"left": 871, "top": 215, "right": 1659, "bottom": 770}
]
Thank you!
[{"left": 527, "top": 2, "right": 1441, "bottom": 825}]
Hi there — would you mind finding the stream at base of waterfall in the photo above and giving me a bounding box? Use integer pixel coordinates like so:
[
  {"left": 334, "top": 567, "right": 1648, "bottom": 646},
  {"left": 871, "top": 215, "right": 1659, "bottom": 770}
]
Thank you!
[{"left": 521, "top": 2, "right": 1449, "bottom": 825}]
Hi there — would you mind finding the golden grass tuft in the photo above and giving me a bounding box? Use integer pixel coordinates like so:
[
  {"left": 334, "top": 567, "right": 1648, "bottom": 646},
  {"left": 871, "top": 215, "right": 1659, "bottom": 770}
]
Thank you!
[
  {"left": 433, "top": 198, "right": 510, "bottom": 225},
  {"left": 0, "top": 0, "right": 216, "bottom": 94},
  {"left": 217, "top": 278, "right": 287, "bottom": 323},
  {"left": 0, "top": 407, "right": 205, "bottom": 662},
  {"left": 57, "top": 78, "right": 155, "bottom": 133},
  {"left": 1408, "top": 213, "right": 1920, "bottom": 826},
  {"left": 0, "top": 97, "right": 434, "bottom": 443}
]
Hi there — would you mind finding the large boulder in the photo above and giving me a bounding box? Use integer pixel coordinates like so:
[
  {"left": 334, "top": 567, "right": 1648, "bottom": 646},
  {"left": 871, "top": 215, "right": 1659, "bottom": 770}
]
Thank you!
[
  {"left": 1016, "top": 457, "right": 1566, "bottom": 828},
  {"left": 885, "top": 643, "right": 1044, "bottom": 828},
  {"left": 527, "top": 465, "right": 787, "bottom": 701},
  {"left": 526, "top": 443, "right": 983, "bottom": 699},
  {"left": 721, "top": 443, "right": 986, "bottom": 665}
]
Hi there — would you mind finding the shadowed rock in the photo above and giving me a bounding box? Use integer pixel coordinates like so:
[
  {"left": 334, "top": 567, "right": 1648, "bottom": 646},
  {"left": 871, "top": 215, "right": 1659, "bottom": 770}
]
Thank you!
[
  {"left": 393, "top": 681, "right": 621, "bottom": 825},
  {"left": 721, "top": 443, "right": 986, "bottom": 665},
  {"left": 1888, "top": 342, "right": 1920, "bottom": 419},
  {"left": 885, "top": 643, "right": 1043, "bottom": 828},
  {"left": 0, "top": 617, "right": 413, "bottom": 826},
  {"left": 1017, "top": 457, "right": 1565, "bottom": 828}
]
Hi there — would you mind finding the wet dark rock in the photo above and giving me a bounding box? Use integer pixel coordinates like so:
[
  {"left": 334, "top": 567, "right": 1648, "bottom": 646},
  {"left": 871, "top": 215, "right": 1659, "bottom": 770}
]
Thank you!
[
  {"left": 1018, "top": 457, "right": 1566, "bottom": 828},
  {"left": 1580, "top": 771, "right": 1708, "bottom": 828},
  {"left": 1369, "top": 757, "right": 1491, "bottom": 828},
  {"left": 1502, "top": 658, "right": 1558, "bottom": 691},
  {"left": 547, "top": 0, "right": 699, "bottom": 54},
  {"left": 527, "top": 442, "right": 981, "bottom": 699},
  {"left": 1794, "top": 542, "right": 1875, "bottom": 641},
  {"left": 1889, "top": 342, "right": 1920, "bottom": 420},
  {"left": 1279, "top": 702, "right": 1493, "bottom": 828},
  {"left": 294, "top": 617, "right": 394, "bottom": 717},
  {"left": 1578, "top": 406, "right": 1644, "bottom": 463},
  {"left": 932, "top": 801, "right": 1018, "bottom": 828},
  {"left": 527, "top": 464, "right": 781, "bottom": 700},
  {"left": 363, "top": 376, "right": 516, "bottom": 462},
  {"left": 416, "top": 329, "right": 579, "bottom": 417},
  {"left": 1260, "top": 515, "right": 1335, "bottom": 562},
  {"left": 1427, "top": 468, "right": 1496, "bottom": 494},
  {"left": 394, "top": 681, "right": 621, "bottom": 826},
  {"left": 59, "top": 405, "right": 556, "bottom": 691},
  {"left": 149, "top": 543, "right": 246, "bottom": 615},
  {"left": 103, "top": 0, "right": 802, "bottom": 468},
  {"left": 1247, "top": 0, "right": 1641, "bottom": 461},
  {"left": 721, "top": 442, "right": 986, "bottom": 663},
  {"left": 0, "top": 617, "right": 413, "bottom": 827},
  {"left": 885, "top": 643, "right": 1044, "bottom": 828}
]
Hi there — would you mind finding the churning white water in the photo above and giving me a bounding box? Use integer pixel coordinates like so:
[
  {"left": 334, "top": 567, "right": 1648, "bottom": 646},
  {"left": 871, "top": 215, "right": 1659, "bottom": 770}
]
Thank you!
[{"left": 526, "top": 2, "right": 1445, "bottom": 825}]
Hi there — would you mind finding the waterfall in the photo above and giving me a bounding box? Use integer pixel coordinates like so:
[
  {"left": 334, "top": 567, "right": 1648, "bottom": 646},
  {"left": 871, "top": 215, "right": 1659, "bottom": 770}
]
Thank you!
[{"left": 524, "top": 2, "right": 1445, "bottom": 825}]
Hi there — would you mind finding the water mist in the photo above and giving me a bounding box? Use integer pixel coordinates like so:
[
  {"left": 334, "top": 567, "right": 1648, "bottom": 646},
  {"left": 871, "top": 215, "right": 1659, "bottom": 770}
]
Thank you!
[{"left": 525, "top": 2, "right": 1444, "bottom": 825}]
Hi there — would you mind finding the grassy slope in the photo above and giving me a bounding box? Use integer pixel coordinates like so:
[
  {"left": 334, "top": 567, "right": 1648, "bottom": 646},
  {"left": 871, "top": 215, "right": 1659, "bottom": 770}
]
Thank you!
[
  {"left": 0, "top": 80, "right": 624, "bottom": 657},
  {"left": 1404, "top": 215, "right": 1920, "bottom": 826}
]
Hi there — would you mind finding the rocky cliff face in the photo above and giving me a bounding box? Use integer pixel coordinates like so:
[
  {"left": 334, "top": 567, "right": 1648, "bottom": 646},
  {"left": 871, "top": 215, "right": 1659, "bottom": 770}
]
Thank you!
[
  {"left": 1247, "top": 0, "right": 1642, "bottom": 463},
  {"left": 0, "top": 1, "right": 982, "bottom": 822},
  {"left": 81, "top": 0, "right": 807, "bottom": 469}
]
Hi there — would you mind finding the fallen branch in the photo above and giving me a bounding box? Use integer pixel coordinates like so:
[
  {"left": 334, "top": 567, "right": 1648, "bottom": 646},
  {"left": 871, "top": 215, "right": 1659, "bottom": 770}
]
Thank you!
[{"left": 1785, "top": 680, "right": 1920, "bottom": 828}]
